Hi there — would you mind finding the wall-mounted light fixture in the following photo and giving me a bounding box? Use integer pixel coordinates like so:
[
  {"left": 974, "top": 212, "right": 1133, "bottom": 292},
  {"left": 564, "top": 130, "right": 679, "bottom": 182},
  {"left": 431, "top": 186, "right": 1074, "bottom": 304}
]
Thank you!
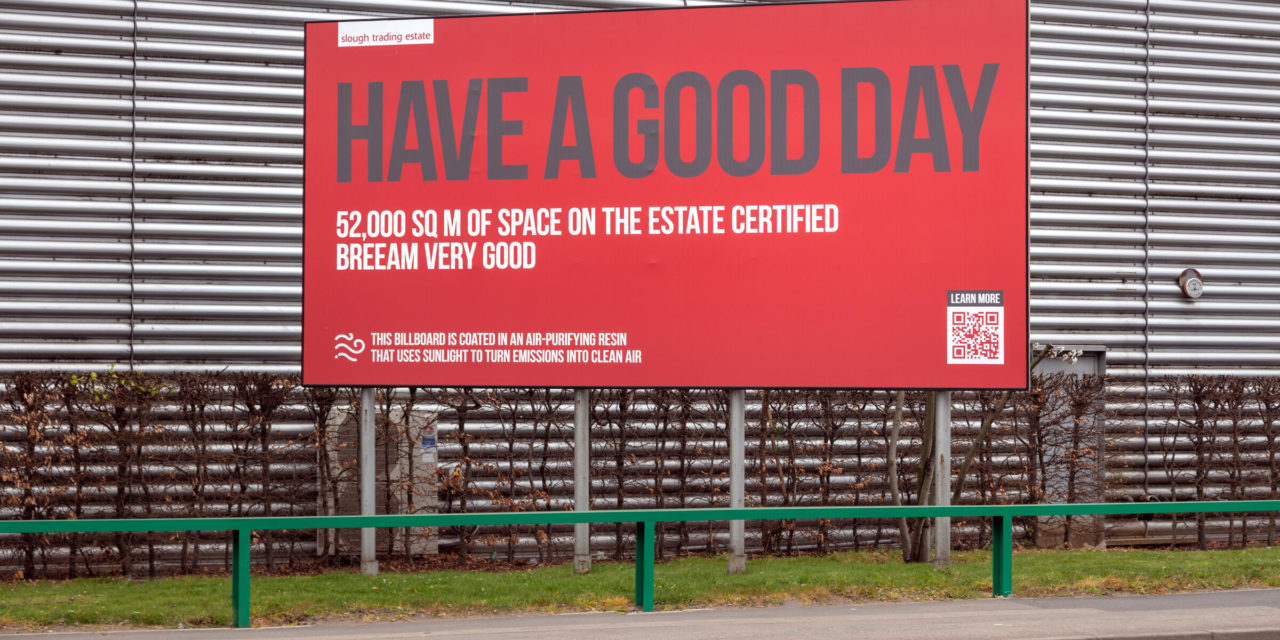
[{"left": 1178, "top": 268, "right": 1203, "bottom": 299}]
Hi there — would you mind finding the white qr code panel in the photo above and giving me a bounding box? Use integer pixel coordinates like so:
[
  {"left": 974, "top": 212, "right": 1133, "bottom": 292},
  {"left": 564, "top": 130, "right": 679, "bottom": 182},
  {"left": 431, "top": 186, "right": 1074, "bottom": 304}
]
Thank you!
[{"left": 947, "top": 307, "right": 1004, "bottom": 364}]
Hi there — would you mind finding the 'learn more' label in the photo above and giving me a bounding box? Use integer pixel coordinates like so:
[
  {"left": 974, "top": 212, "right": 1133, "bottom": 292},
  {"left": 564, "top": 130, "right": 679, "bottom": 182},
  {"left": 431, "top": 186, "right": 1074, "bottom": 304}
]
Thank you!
[
  {"left": 947, "top": 290, "right": 1004, "bottom": 365},
  {"left": 338, "top": 19, "right": 434, "bottom": 47}
]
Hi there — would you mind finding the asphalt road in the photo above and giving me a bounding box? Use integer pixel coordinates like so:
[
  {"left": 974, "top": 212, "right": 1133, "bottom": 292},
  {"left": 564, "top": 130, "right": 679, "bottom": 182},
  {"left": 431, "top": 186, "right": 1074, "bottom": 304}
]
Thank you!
[{"left": 7, "top": 589, "right": 1280, "bottom": 640}]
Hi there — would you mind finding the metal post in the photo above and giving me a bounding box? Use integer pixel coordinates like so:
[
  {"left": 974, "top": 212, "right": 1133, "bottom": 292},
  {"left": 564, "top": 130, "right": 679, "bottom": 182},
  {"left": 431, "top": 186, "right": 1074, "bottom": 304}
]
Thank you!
[
  {"left": 728, "top": 389, "right": 746, "bottom": 574},
  {"left": 574, "top": 388, "right": 591, "bottom": 574},
  {"left": 934, "top": 390, "right": 952, "bottom": 569},
  {"left": 231, "top": 528, "right": 251, "bottom": 628},
  {"left": 634, "top": 520, "right": 655, "bottom": 612},
  {"left": 360, "top": 387, "right": 377, "bottom": 577},
  {"left": 992, "top": 514, "right": 1013, "bottom": 597}
]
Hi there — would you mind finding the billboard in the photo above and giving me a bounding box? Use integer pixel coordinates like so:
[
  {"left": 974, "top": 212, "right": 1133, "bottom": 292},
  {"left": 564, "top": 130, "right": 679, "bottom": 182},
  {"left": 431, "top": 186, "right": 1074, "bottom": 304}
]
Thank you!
[{"left": 303, "top": 0, "right": 1028, "bottom": 388}]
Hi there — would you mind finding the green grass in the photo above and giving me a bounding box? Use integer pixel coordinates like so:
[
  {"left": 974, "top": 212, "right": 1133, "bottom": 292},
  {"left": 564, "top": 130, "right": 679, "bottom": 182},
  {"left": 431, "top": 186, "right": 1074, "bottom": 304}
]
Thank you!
[{"left": 5, "top": 547, "right": 1280, "bottom": 630}]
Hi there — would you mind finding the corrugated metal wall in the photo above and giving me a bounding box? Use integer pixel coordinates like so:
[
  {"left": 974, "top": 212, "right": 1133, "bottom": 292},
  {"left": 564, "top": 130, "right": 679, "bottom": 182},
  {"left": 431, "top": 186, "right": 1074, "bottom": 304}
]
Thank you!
[
  {"left": 1030, "top": 0, "right": 1280, "bottom": 379},
  {"left": 1, "top": 0, "right": 1275, "bottom": 377},
  {"left": 1, "top": 0, "right": 1278, "bottom": 558},
  {"left": 1027, "top": 0, "right": 1280, "bottom": 542},
  {"left": 0, "top": 0, "right": 566, "bottom": 373}
]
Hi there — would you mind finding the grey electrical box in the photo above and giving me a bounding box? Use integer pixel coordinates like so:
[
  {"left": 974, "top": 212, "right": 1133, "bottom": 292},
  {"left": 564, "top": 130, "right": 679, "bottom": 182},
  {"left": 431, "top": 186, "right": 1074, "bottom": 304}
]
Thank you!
[
  {"left": 1032, "top": 344, "right": 1107, "bottom": 549},
  {"left": 1032, "top": 344, "right": 1106, "bottom": 377},
  {"left": 321, "top": 404, "right": 438, "bottom": 558}
]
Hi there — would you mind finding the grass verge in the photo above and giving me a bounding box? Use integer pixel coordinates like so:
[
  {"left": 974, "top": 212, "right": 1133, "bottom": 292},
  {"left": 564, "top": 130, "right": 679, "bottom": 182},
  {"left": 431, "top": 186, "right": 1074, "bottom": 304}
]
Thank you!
[{"left": 3, "top": 547, "right": 1280, "bottom": 630}]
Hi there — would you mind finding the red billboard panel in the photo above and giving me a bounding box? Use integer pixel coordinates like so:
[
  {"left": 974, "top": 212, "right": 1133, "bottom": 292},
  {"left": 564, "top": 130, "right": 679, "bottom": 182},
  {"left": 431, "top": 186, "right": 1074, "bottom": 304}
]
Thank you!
[{"left": 304, "top": 0, "right": 1028, "bottom": 388}]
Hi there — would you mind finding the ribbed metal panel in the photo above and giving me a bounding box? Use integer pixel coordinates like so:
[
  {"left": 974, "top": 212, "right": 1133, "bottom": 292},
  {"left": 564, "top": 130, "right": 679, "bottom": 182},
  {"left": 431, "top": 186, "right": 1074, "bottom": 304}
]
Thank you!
[
  {"left": 1030, "top": 0, "right": 1280, "bottom": 379},
  {"left": 1029, "top": 0, "right": 1280, "bottom": 545},
  {"left": 0, "top": 4, "right": 126, "bottom": 371},
  {"left": 0, "top": 0, "right": 582, "bottom": 374},
  {"left": 1, "top": 0, "right": 1278, "bottom": 562},
  {"left": 1030, "top": 0, "right": 1148, "bottom": 380},
  {"left": 1140, "top": 0, "right": 1280, "bottom": 377}
]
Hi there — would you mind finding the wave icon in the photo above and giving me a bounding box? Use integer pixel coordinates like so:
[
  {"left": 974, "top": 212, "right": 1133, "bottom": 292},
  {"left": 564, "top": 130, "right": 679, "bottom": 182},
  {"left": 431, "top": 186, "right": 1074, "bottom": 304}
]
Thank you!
[{"left": 333, "top": 333, "right": 366, "bottom": 362}]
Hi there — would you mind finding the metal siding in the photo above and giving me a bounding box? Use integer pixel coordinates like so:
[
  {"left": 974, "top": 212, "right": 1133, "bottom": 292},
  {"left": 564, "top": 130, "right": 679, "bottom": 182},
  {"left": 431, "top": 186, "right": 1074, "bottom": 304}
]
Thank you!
[
  {"left": 0, "top": 4, "right": 134, "bottom": 370},
  {"left": 1, "top": 0, "right": 1278, "bottom": 560},
  {"left": 1139, "top": 0, "right": 1280, "bottom": 377},
  {"left": 1031, "top": 0, "right": 1280, "bottom": 545},
  {"left": 0, "top": 0, "right": 656, "bottom": 374},
  {"left": 0, "top": 0, "right": 1271, "bottom": 377},
  {"left": 1031, "top": 0, "right": 1280, "bottom": 379},
  {"left": 1030, "top": 1, "right": 1148, "bottom": 381}
]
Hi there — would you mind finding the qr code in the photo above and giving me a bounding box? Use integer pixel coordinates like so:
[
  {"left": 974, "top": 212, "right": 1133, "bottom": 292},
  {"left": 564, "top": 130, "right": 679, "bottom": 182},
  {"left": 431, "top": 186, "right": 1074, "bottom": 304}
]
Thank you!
[{"left": 947, "top": 309, "right": 1003, "bottom": 364}]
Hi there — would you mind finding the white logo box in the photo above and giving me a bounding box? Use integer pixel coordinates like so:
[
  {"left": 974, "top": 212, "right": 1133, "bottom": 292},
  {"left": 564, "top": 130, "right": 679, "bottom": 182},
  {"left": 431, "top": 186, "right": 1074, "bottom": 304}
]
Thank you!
[{"left": 338, "top": 18, "right": 434, "bottom": 48}]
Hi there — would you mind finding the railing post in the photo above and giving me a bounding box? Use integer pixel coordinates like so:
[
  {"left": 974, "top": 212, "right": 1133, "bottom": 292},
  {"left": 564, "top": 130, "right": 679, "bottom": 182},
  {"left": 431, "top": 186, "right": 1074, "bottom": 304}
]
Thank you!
[
  {"left": 634, "top": 520, "right": 655, "bottom": 612},
  {"left": 991, "top": 514, "right": 1013, "bottom": 597},
  {"left": 231, "top": 528, "right": 251, "bottom": 628}
]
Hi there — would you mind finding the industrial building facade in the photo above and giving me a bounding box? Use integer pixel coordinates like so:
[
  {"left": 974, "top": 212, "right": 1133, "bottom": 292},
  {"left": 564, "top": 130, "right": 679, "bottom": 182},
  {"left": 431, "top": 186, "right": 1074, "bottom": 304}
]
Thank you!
[
  {"left": 1, "top": 0, "right": 1279, "bottom": 565},
  {"left": 1, "top": 0, "right": 1276, "bottom": 378}
]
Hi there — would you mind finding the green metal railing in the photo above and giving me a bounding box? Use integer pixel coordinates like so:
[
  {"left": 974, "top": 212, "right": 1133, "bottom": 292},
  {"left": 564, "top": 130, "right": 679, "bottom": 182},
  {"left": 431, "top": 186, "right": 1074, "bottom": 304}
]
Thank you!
[{"left": 4, "top": 500, "right": 1279, "bottom": 628}]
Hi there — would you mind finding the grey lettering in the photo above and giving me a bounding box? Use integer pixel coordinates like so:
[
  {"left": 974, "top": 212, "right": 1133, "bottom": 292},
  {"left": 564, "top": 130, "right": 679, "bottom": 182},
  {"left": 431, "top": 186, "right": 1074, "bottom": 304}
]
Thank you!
[
  {"left": 545, "top": 75, "right": 596, "bottom": 179},
  {"left": 434, "top": 78, "right": 481, "bottom": 181},
  {"left": 613, "top": 73, "right": 659, "bottom": 179},
  {"left": 337, "top": 82, "right": 382, "bottom": 183},
  {"left": 771, "top": 69, "right": 820, "bottom": 176},
  {"left": 664, "top": 71, "right": 712, "bottom": 178},
  {"left": 388, "top": 80, "right": 437, "bottom": 182},
  {"left": 841, "top": 68, "right": 891, "bottom": 174},
  {"left": 895, "top": 65, "right": 949, "bottom": 173},
  {"left": 944, "top": 63, "right": 999, "bottom": 172},
  {"left": 716, "top": 70, "right": 765, "bottom": 177},
  {"left": 486, "top": 77, "right": 528, "bottom": 180}
]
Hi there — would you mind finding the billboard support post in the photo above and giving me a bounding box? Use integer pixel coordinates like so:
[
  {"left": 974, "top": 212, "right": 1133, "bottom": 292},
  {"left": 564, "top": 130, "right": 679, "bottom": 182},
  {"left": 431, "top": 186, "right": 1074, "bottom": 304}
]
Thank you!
[
  {"left": 573, "top": 388, "right": 591, "bottom": 574},
  {"left": 728, "top": 389, "right": 746, "bottom": 574},
  {"left": 360, "top": 387, "right": 377, "bottom": 576},
  {"left": 933, "top": 390, "right": 952, "bottom": 569}
]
